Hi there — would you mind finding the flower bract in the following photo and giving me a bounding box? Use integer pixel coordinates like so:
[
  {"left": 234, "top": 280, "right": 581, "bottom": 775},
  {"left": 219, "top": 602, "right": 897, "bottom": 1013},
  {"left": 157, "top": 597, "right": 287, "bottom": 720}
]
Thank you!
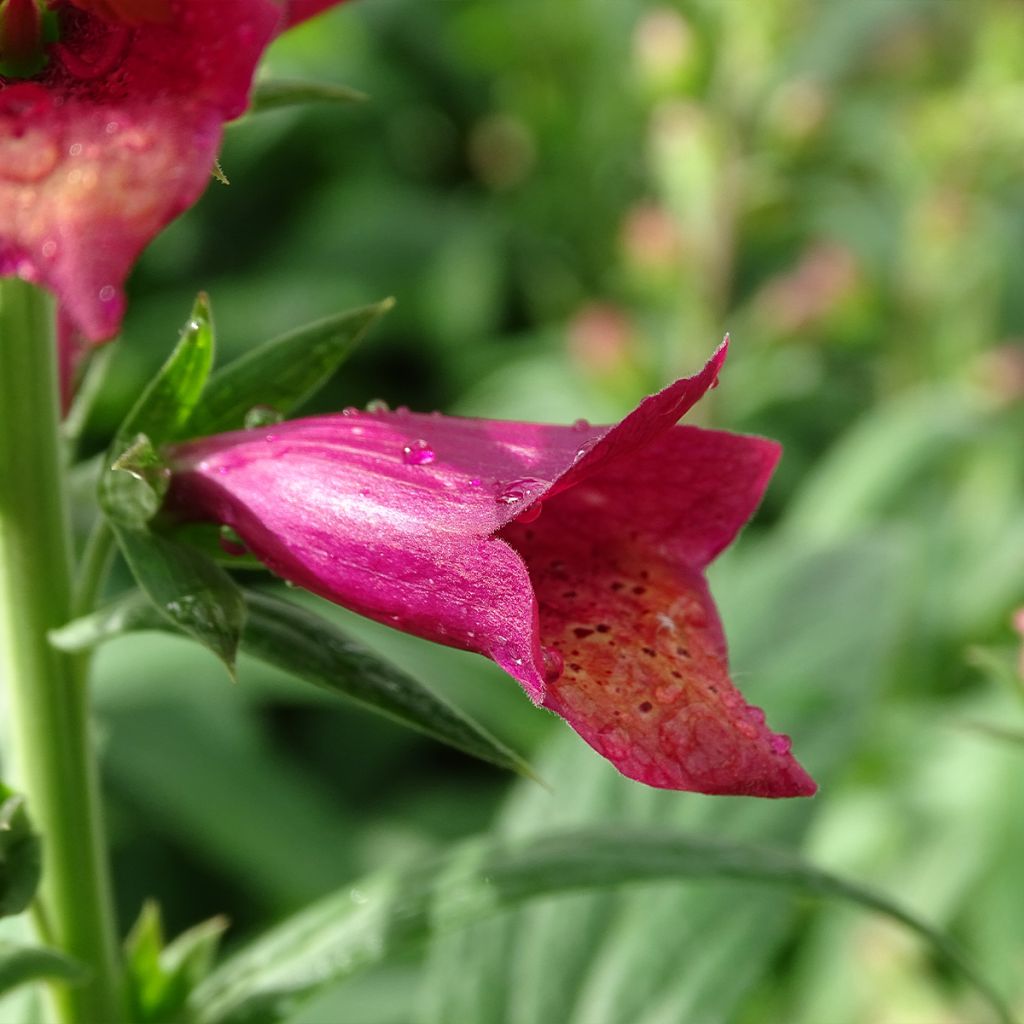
[{"left": 166, "top": 344, "right": 817, "bottom": 798}]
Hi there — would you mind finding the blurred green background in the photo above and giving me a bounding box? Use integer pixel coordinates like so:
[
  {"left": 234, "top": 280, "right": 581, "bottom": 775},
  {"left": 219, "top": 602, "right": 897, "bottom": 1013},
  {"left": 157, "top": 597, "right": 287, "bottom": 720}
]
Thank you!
[{"left": 63, "top": 0, "right": 1024, "bottom": 1021}]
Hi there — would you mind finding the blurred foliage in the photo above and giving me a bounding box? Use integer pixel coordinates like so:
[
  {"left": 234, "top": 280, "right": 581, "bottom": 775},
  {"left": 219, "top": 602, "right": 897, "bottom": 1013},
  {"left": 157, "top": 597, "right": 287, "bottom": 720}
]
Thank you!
[{"left": 19, "top": 0, "right": 1024, "bottom": 1021}]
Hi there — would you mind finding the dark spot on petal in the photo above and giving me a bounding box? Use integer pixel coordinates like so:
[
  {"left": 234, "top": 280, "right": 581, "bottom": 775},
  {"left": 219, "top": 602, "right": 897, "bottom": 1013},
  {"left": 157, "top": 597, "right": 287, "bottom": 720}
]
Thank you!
[
  {"left": 596, "top": 624, "right": 610, "bottom": 633},
  {"left": 671, "top": 671, "right": 682, "bottom": 679},
  {"left": 573, "top": 627, "right": 594, "bottom": 639},
  {"left": 525, "top": 530, "right": 535, "bottom": 540},
  {"left": 676, "top": 646, "right": 691, "bottom": 658},
  {"left": 562, "top": 590, "right": 577, "bottom": 598},
  {"left": 642, "top": 647, "right": 656, "bottom": 657},
  {"left": 639, "top": 570, "right": 650, "bottom": 580},
  {"left": 632, "top": 586, "right": 647, "bottom": 595},
  {"left": 569, "top": 663, "right": 581, "bottom": 672},
  {"left": 611, "top": 581, "right": 625, "bottom": 591},
  {"left": 638, "top": 701, "right": 653, "bottom": 713}
]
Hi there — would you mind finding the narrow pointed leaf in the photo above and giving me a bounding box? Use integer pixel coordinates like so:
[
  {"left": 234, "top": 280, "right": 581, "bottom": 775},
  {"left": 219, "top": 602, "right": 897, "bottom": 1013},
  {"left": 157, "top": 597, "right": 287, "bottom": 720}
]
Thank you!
[
  {"left": 112, "top": 527, "right": 246, "bottom": 675},
  {"left": 116, "top": 293, "right": 215, "bottom": 446},
  {"left": 50, "top": 590, "right": 532, "bottom": 778},
  {"left": 240, "top": 591, "right": 532, "bottom": 777},
  {"left": 0, "top": 785, "right": 40, "bottom": 919},
  {"left": 0, "top": 943, "right": 86, "bottom": 997},
  {"left": 181, "top": 300, "right": 393, "bottom": 439},
  {"left": 126, "top": 901, "right": 229, "bottom": 1024},
  {"left": 249, "top": 78, "right": 368, "bottom": 113},
  {"left": 191, "top": 828, "right": 1014, "bottom": 1024}
]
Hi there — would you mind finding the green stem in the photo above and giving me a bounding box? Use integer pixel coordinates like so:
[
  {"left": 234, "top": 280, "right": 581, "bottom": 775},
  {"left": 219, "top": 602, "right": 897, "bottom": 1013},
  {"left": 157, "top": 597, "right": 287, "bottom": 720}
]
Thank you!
[{"left": 0, "top": 280, "right": 125, "bottom": 1023}]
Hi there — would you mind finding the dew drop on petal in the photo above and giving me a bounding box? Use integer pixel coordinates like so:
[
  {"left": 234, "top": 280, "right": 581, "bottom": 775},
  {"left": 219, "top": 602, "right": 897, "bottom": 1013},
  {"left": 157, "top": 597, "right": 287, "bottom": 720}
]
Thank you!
[
  {"left": 365, "top": 398, "right": 390, "bottom": 413},
  {"left": 572, "top": 418, "right": 590, "bottom": 431},
  {"left": 572, "top": 438, "right": 598, "bottom": 464},
  {"left": 517, "top": 501, "right": 543, "bottom": 523},
  {"left": 402, "top": 439, "right": 436, "bottom": 465},
  {"left": 244, "top": 404, "right": 283, "bottom": 430},
  {"left": 770, "top": 733, "right": 792, "bottom": 756}
]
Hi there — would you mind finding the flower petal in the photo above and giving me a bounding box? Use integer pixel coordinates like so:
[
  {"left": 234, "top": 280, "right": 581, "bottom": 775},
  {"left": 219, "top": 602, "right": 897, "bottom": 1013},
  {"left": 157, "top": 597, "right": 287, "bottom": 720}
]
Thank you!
[
  {"left": 0, "top": 0, "right": 282, "bottom": 340},
  {"left": 500, "top": 428, "right": 815, "bottom": 797}
]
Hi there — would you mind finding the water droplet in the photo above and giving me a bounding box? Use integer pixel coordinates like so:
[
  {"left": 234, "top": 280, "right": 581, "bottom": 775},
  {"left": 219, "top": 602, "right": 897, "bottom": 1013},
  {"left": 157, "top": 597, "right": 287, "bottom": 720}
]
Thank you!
[
  {"left": 395, "top": 405, "right": 410, "bottom": 415},
  {"left": 341, "top": 406, "right": 358, "bottom": 416},
  {"left": 40, "top": 239, "right": 58, "bottom": 259},
  {"left": 365, "top": 398, "right": 390, "bottom": 413},
  {"left": 494, "top": 477, "right": 547, "bottom": 506},
  {"left": 747, "top": 706, "right": 766, "bottom": 726},
  {"left": 572, "top": 418, "right": 590, "bottom": 431},
  {"left": 770, "top": 733, "right": 792, "bottom": 756},
  {"left": 98, "top": 284, "right": 116, "bottom": 304},
  {"left": 542, "top": 647, "right": 564, "bottom": 682},
  {"left": 402, "top": 439, "right": 435, "bottom": 465},
  {"left": 68, "top": 142, "right": 83, "bottom": 157},
  {"left": 350, "top": 888, "right": 368, "bottom": 905},
  {"left": 469, "top": 477, "right": 482, "bottom": 488},
  {"left": 710, "top": 375, "right": 720, "bottom": 390},
  {"left": 517, "top": 501, "right": 543, "bottom": 523},
  {"left": 218, "top": 526, "right": 247, "bottom": 557},
  {"left": 244, "top": 404, "right": 283, "bottom": 430},
  {"left": 572, "top": 438, "right": 598, "bottom": 464}
]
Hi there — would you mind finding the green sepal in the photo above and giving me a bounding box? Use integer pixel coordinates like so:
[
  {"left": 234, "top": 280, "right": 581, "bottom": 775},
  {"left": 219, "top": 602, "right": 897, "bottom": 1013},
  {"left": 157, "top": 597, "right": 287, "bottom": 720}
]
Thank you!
[
  {"left": 100, "top": 434, "right": 170, "bottom": 529},
  {"left": 0, "top": 784, "right": 41, "bottom": 919},
  {"left": 126, "top": 901, "right": 229, "bottom": 1024},
  {"left": 49, "top": 589, "right": 533, "bottom": 779},
  {"left": 0, "top": 942, "right": 87, "bottom": 998},
  {"left": 115, "top": 293, "right": 215, "bottom": 447},
  {"left": 111, "top": 526, "right": 246, "bottom": 678},
  {"left": 249, "top": 78, "right": 368, "bottom": 114},
  {"left": 180, "top": 299, "right": 393, "bottom": 439}
]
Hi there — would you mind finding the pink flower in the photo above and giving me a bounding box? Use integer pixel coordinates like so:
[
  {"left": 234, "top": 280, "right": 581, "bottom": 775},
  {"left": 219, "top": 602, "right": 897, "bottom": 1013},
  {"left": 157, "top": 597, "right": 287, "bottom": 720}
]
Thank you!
[
  {"left": 165, "top": 344, "right": 816, "bottom": 798},
  {"left": 0, "top": 0, "right": 344, "bottom": 375}
]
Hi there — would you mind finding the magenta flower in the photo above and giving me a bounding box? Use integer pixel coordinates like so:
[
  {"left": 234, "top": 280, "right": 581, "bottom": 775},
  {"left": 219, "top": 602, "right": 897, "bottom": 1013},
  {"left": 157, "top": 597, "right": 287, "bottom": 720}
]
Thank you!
[
  {"left": 165, "top": 345, "right": 816, "bottom": 797},
  {"left": 0, "top": 0, "right": 344, "bottom": 380}
]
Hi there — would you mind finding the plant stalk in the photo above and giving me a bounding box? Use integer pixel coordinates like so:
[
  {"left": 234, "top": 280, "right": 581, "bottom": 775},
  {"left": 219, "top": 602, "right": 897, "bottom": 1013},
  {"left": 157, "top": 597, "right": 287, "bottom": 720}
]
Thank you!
[{"left": 0, "top": 279, "right": 125, "bottom": 1023}]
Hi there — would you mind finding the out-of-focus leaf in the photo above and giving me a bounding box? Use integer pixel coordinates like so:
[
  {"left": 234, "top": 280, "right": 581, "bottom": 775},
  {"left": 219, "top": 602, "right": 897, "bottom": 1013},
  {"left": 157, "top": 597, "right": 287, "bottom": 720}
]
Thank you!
[
  {"left": 181, "top": 300, "right": 393, "bottom": 439},
  {"left": 51, "top": 589, "right": 532, "bottom": 779},
  {"left": 126, "top": 901, "right": 229, "bottom": 1024},
  {"left": 112, "top": 527, "right": 245, "bottom": 676},
  {"left": 190, "top": 827, "right": 1013, "bottom": 1024},
  {"left": 250, "top": 79, "right": 367, "bottom": 113},
  {"left": 0, "top": 943, "right": 86, "bottom": 997},
  {"left": 0, "top": 786, "right": 40, "bottom": 919}
]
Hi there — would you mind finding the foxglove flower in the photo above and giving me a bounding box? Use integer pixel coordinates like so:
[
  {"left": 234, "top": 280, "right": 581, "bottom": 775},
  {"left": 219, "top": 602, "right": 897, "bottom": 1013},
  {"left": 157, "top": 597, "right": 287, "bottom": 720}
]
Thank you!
[
  {"left": 0, "top": 0, "right": 345, "bottom": 383},
  {"left": 166, "top": 345, "right": 817, "bottom": 797}
]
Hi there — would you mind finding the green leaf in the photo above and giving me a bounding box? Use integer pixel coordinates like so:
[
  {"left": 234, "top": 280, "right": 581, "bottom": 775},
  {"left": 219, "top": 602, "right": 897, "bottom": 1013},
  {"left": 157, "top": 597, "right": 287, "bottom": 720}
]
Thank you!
[
  {"left": 126, "top": 901, "right": 229, "bottom": 1024},
  {"left": 249, "top": 78, "right": 368, "bottom": 113},
  {"left": 112, "top": 527, "right": 246, "bottom": 676},
  {"left": 0, "top": 942, "right": 86, "bottom": 998},
  {"left": 240, "top": 592, "right": 533, "bottom": 777},
  {"left": 100, "top": 434, "right": 170, "bottom": 529},
  {"left": 181, "top": 300, "right": 393, "bottom": 439},
  {"left": 116, "top": 293, "right": 215, "bottom": 446},
  {"left": 0, "top": 785, "right": 41, "bottom": 919},
  {"left": 190, "top": 827, "right": 1014, "bottom": 1024},
  {"left": 49, "top": 589, "right": 532, "bottom": 779}
]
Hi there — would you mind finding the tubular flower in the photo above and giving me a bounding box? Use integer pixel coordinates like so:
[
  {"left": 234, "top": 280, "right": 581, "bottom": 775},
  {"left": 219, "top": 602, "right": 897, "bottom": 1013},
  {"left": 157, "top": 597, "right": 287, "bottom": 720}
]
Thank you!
[
  {"left": 0, "top": 0, "right": 345, "bottom": 374},
  {"left": 166, "top": 345, "right": 817, "bottom": 797}
]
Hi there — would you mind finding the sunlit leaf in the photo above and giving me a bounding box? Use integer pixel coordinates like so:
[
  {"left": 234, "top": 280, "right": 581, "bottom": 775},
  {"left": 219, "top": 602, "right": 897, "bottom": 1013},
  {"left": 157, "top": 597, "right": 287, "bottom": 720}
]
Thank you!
[
  {"left": 181, "top": 300, "right": 393, "bottom": 439},
  {"left": 191, "top": 827, "right": 1013, "bottom": 1024}
]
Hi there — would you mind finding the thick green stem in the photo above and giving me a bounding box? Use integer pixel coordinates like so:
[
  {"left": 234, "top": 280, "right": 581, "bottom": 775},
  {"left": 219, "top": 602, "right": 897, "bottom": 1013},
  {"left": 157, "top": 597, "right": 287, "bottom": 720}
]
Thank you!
[{"left": 0, "top": 280, "right": 125, "bottom": 1023}]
